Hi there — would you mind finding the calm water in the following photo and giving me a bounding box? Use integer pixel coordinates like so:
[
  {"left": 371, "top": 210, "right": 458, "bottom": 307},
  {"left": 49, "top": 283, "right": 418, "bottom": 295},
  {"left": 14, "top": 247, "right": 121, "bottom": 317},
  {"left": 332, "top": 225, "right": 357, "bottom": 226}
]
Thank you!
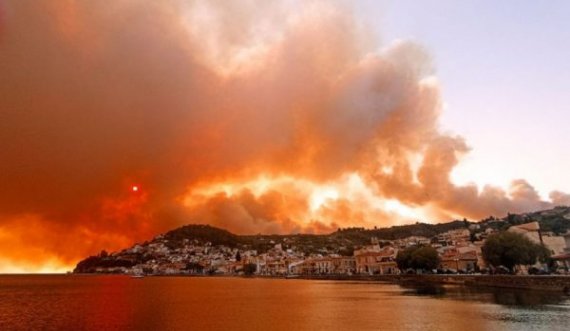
[{"left": 0, "top": 275, "right": 569, "bottom": 331}]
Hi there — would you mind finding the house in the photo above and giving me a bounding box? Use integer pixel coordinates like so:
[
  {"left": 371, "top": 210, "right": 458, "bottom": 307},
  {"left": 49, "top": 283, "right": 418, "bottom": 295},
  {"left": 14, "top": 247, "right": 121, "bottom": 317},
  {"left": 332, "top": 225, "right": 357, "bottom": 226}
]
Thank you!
[
  {"left": 266, "top": 260, "right": 288, "bottom": 275},
  {"left": 509, "top": 221, "right": 567, "bottom": 255},
  {"left": 333, "top": 256, "right": 356, "bottom": 275},
  {"left": 439, "top": 228, "right": 470, "bottom": 244},
  {"left": 355, "top": 247, "right": 398, "bottom": 275},
  {"left": 394, "top": 236, "right": 431, "bottom": 248},
  {"left": 353, "top": 243, "right": 381, "bottom": 256},
  {"left": 314, "top": 258, "right": 333, "bottom": 274},
  {"left": 288, "top": 260, "right": 306, "bottom": 275},
  {"left": 508, "top": 221, "right": 541, "bottom": 243},
  {"left": 292, "top": 259, "right": 317, "bottom": 275},
  {"left": 439, "top": 248, "right": 478, "bottom": 272},
  {"left": 308, "top": 256, "right": 356, "bottom": 275},
  {"left": 159, "top": 262, "right": 186, "bottom": 275},
  {"left": 541, "top": 234, "right": 567, "bottom": 256}
]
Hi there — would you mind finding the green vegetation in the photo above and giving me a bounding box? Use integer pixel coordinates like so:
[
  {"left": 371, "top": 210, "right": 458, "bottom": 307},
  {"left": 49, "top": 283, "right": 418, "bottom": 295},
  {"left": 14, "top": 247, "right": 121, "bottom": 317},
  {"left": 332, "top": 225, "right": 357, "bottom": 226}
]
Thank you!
[
  {"left": 164, "top": 224, "right": 240, "bottom": 247},
  {"left": 333, "top": 220, "right": 469, "bottom": 242},
  {"left": 74, "top": 255, "right": 137, "bottom": 273},
  {"left": 158, "top": 220, "right": 477, "bottom": 257},
  {"left": 396, "top": 246, "right": 440, "bottom": 272},
  {"left": 481, "top": 232, "right": 551, "bottom": 272},
  {"left": 500, "top": 207, "right": 570, "bottom": 234}
]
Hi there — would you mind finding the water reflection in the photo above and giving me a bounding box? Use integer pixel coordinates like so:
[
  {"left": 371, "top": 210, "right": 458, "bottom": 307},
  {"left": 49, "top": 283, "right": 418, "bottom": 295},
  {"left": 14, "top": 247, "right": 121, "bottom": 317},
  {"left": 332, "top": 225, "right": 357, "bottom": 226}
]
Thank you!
[
  {"left": 400, "top": 283, "right": 570, "bottom": 307},
  {"left": 0, "top": 275, "right": 569, "bottom": 331}
]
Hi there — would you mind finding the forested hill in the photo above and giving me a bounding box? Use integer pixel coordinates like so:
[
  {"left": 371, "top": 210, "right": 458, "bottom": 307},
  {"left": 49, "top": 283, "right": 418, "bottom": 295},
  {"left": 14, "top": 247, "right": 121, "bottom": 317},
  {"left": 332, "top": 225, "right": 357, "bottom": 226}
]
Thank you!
[
  {"left": 74, "top": 206, "right": 570, "bottom": 272},
  {"left": 162, "top": 206, "right": 570, "bottom": 248}
]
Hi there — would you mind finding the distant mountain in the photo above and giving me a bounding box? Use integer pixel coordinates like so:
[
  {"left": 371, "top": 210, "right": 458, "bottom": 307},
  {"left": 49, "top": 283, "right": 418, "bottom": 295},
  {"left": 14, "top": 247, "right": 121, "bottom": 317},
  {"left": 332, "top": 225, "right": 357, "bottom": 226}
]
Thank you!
[{"left": 73, "top": 206, "right": 570, "bottom": 273}]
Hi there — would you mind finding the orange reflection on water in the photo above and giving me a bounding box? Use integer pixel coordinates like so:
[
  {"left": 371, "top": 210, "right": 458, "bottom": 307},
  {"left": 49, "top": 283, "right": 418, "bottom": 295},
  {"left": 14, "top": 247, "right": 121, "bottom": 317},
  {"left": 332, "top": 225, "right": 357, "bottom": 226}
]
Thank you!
[{"left": 0, "top": 276, "right": 568, "bottom": 331}]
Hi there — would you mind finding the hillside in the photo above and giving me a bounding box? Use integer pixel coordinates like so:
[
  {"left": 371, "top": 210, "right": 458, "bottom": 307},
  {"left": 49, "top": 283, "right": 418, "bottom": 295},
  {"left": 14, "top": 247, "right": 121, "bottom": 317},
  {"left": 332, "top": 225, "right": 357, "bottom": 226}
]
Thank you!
[{"left": 73, "top": 206, "right": 570, "bottom": 273}]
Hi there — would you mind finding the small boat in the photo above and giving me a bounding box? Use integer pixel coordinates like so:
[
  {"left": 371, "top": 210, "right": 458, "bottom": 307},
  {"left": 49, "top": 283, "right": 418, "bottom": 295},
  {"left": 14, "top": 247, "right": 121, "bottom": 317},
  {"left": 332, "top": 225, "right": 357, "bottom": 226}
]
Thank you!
[{"left": 131, "top": 274, "right": 145, "bottom": 279}]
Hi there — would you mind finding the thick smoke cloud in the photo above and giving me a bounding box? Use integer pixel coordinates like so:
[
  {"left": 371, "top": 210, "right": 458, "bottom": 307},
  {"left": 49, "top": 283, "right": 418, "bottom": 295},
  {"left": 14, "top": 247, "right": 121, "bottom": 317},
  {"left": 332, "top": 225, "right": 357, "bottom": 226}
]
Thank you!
[{"left": 0, "top": 0, "right": 565, "bottom": 271}]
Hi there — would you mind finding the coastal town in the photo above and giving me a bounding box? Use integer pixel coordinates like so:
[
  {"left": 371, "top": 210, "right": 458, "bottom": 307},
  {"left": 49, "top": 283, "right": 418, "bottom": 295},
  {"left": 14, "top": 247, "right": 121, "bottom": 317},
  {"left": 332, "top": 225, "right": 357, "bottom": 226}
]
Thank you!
[{"left": 74, "top": 207, "right": 570, "bottom": 277}]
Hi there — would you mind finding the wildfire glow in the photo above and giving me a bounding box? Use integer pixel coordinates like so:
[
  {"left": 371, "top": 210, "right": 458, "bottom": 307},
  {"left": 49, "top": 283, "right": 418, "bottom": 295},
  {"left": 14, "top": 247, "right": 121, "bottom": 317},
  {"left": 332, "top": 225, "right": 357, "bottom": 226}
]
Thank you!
[
  {"left": 181, "top": 173, "right": 432, "bottom": 234},
  {"left": 0, "top": 259, "right": 69, "bottom": 274},
  {"left": 0, "top": 0, "right": 568, "bottom": 273},
  {"left": 310, "top": 187, "right": 339, "bottom": 211}
]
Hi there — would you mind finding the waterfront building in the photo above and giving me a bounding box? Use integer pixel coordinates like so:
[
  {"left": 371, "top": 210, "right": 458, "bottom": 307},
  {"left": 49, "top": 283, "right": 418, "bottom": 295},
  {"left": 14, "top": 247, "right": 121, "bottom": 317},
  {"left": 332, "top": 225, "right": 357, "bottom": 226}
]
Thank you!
[
  {"left": 355, "top": 247, "right": 398, "bottom": 275},
  {"left": 509, "top": 221, "right": 567, "bottom": 255},
  {"left": 439, "top": 248, "right": 478, "bottom": 272}
]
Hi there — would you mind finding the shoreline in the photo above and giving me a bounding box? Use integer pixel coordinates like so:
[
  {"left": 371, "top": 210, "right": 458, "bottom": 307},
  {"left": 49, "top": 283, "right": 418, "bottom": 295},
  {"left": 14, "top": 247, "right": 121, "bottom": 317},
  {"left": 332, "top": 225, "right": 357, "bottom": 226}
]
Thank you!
[
  {"left": 285, "top": 274, "right": 570, "bottom": 293},
  {"left": 61, "top": 272, "right": 570, "bottom": 293}
]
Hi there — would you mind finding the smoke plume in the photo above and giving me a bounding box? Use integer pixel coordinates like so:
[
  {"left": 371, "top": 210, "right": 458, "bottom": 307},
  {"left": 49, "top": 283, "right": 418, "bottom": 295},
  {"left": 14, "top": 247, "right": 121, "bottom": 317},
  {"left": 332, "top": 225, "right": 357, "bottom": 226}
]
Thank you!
[{"left": 0, "top": 0, "right": 565, "bottom": 271}]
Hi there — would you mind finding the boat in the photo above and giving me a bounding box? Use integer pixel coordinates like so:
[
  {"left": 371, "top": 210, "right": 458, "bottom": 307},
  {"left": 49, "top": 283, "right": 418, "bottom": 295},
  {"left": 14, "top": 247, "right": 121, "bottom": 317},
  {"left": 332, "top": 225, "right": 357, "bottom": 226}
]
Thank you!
[{"left": 131, "top": 274, "right": 145, "bottom": 279}]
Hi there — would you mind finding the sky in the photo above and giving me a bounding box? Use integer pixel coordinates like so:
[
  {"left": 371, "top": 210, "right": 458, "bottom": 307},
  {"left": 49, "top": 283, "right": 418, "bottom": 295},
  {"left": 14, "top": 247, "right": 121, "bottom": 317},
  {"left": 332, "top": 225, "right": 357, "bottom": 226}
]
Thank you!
[
  {"left": 0, "top": 0, "right": 569, "bottom": 272},
  {"left": 355, "top": 0, "right": 570, "bottom": 197}
]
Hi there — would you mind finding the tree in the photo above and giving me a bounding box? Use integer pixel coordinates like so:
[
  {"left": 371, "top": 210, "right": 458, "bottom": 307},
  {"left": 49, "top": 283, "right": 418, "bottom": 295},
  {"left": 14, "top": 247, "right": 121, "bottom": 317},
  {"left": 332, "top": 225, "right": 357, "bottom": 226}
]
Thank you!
[
  {"left": 338, "top": 246, "right": 354, "bottom": 256},
  {"left": 481, "top": 231, "right": 551, "bottom": 272},
  {"left": 396, "top": 246, "right": 440, "bottom": 272},
  {"left": 410, "top": 246, "right": 440, "bottom": 271},
  {"left": 396, "top": 247, "right": 413, "bottom": 270}
]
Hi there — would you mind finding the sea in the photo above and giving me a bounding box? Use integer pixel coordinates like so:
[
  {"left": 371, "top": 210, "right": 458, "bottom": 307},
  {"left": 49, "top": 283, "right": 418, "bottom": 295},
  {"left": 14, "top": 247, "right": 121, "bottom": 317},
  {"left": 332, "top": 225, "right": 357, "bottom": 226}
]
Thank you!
[{"left": 0, "top": 275, "right": 569, "bottom": 331}]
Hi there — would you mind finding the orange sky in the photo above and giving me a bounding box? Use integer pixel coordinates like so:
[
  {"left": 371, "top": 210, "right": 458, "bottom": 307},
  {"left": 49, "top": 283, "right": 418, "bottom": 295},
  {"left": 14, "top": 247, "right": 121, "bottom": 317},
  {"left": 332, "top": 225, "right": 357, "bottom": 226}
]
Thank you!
[{"left": 0, "top": 0, "right": 568, "bottom": 273}]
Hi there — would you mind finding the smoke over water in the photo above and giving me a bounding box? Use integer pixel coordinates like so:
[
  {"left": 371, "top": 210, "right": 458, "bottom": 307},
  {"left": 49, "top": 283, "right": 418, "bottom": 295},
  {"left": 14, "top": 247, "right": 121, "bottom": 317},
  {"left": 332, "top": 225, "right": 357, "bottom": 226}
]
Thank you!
[{"left": 0, "top": 0, "right": 567, "bottom": 272}]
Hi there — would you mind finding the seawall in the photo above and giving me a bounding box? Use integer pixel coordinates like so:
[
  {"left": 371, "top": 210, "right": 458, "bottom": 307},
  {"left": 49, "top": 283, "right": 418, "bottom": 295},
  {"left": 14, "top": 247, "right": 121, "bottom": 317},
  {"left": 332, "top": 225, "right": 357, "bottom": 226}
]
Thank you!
[{"left": 291, "top": 274, "right": 570, "bottom": 293}]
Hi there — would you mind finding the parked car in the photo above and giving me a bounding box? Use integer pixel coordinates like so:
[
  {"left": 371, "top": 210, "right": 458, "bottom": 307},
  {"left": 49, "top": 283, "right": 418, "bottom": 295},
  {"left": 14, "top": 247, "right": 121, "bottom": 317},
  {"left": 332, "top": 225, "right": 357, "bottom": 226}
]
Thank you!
[
  {"left": 493, "top": 266, "right": 511, "bottom": 274},
  {"left": 528, "top": 267, "right": 548, "bottom": 275}
]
